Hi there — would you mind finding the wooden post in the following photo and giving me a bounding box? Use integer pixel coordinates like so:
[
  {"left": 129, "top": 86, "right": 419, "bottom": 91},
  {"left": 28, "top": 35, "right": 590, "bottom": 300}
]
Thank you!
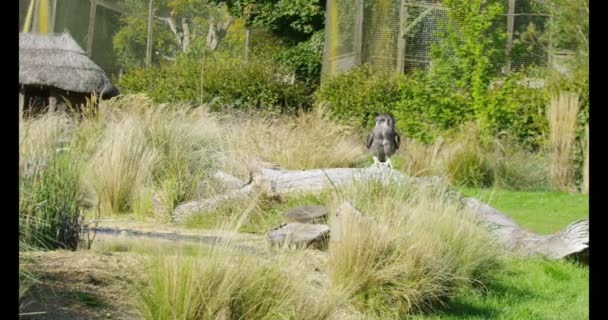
[
  {"left": 146, "top": 0, "right": 154, "bottom": 66},
  {"left": 199, "top": 51, "right": 205, "bottom": 106},
  {"left": 353, "top": 0, "right": 364, "bottom": 65},
  {"left": 50, "top": 0, "right": 57, "bottom": 32},
  {"left": 48, "top": 95, "right": 57, "bottom": 113},
  {"left": 245, "top": 28, "right": 251, "bottom": 62},
  {"left": 32, "top": 0, "right": 39, "bottom": 32},
  {"left": 19, "top": 89, "right": 25, "bottom": 120},
  {"left": 504, "top": 0, "right": 516, "bottom": 73},
  {"left": 86, "top": 0, "right": 97, "bottom": 56},
  {"left": 396, "top": 0, "right": 408, "bottom": 72},
  {"left": 547, "top": 14, "right": 554, "bottom": 69}
]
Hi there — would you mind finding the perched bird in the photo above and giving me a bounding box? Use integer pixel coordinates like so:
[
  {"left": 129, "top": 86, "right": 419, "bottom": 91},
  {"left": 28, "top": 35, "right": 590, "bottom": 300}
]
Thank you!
[{"left": 367, "top": 113, "right": 401, "bottom": 168}]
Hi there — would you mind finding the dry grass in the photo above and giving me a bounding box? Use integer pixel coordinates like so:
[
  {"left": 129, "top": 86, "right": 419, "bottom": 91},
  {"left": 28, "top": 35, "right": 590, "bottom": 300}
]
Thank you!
[
  {"left": 326, "top": 179, "right": 501, "bottom": 317},
  {"left": 85, "top": 116, "right": 161, "bottom": 215},
  {"left": 396, "top": 124, "right": 489, "bottom": 185},
  {"left": 547, "top": 92, "right": 580, "bottom": 191},
  {"left": 19, "top": 112, "right": 73, "bottom": 175},
  {"left": 220, "top": 105, "right": 368, "bottom": 178},
  {"left": 396, "top": 124, "right": 550, "bottom": 190},
  {"left": 80, "top": 95, "right": 224, "bottom": 216}
]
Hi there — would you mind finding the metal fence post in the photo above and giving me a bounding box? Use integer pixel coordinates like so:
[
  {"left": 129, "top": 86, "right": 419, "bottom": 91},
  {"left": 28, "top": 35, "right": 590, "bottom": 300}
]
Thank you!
[{"left": 146, "top": 0, "right": 154, "bottom": 66}]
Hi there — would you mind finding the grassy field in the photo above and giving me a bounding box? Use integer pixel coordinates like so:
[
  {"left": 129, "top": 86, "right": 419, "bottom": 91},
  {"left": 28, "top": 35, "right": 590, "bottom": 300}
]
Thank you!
[
  {"left": 459, "top": 188, "right": 589, "bottom": 235},
  {"left": 412, "top": 188, "right": 589, "bottom": 320},
  {"left": 19, "top": 99, "right": 588, "bottom": 319}
]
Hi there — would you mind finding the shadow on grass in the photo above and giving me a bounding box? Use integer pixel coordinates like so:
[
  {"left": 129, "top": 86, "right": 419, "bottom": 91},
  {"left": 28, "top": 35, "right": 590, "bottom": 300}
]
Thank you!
[{"left": 412, "top": 271, "right": 536, "bottom": 319}]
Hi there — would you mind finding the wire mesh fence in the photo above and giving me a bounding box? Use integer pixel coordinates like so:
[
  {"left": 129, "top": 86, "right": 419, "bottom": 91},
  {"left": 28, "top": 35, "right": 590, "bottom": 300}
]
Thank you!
[{"left": 322, "top": 0, "right": 553, "bottom": 77}]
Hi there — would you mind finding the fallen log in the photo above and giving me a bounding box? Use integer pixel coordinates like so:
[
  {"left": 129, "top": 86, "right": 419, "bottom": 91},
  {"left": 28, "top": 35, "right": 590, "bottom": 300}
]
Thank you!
[
  {"left": 172, "top": 165, "right": 588, "bottom": 261},
  {"left": 173, "top": 166, "right": 432, "bottom": 222},
  {"left": 462, "top": 197, "right": 588, "bottom": 261}
]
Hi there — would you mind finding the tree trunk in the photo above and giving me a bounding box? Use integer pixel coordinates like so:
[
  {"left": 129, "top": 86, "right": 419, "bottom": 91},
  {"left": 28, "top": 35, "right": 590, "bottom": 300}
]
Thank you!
[{"left": 172, "top": 165, "right": 588, "bottom": 261}]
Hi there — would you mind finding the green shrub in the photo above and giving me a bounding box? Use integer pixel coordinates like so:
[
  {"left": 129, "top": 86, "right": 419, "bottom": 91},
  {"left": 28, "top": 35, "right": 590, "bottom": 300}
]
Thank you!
[
  {"left": 484, "top": 74, "right": 550, "bottom": 150},
  {"left": 117, "top": 55, "right": 312, "bottom": 113},
  {"left": 315, "top": 65, "right": 405, "bottom": 127},
  {"left": 276, "top": 30, "right": 325, "bottom": 85}
]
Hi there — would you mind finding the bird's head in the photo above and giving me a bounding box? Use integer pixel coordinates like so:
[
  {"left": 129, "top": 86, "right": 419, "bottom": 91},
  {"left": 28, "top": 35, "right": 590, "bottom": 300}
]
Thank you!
[{"left": 375, "top": 113, "right": 395, "bottom": 128}]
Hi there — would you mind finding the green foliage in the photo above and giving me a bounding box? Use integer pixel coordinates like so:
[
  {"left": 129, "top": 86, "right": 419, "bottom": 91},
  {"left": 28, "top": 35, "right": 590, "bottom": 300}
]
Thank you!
[
  {"left": 276, "top": 30, "right": 325, "bottom": 85},
  {"left": 318, "top": 0, "right": 551, "bottom": 148},
  {"left": 113, "top": 0, "right": 233, "bottom": 67},
  {"left": 546, "top": 0, "right": 588, "bottom": 55},
  {"left": 315, "top": 65, "right": 405, "bottom": 128},
  {"left": 113, "top": 15, "right": 177, "bottom": 67},
  {"left": 484, "top": 74, "right": 550, "bottom": 150},
  {"left": 430, "top": 0, "right": 506, "bottom": 129},
  {"left": 221, "top": 0, "right": 325, "bottom": 42},
  {"left": 118, "top": 54, "right": 312, "bottom": 113},
  {"left": 317, "top": 65, "right": 548, "bottom": 148},
  {"left": 447, "top": 149, "right": 493, "bottom": 188},
  {"left": 19, "top": 151, "right": 84, "bottom": 250}
]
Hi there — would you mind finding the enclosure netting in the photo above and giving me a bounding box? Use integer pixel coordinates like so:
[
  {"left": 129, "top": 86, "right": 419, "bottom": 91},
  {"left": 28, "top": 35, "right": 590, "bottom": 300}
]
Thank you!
[{"left": 322, "top": 0, "right": 551, "bottom": 77}]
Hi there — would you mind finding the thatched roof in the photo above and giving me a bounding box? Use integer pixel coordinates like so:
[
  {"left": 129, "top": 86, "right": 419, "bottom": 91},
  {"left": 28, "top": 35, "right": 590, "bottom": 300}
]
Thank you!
[{"left": 19, "top": 32, "right": 119, "bottom": 98}]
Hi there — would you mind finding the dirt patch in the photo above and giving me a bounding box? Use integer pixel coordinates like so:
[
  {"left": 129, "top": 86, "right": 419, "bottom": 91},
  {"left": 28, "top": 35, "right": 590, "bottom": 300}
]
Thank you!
[{"left": 20, "top": 250, "right": 147, "bottom": 320}]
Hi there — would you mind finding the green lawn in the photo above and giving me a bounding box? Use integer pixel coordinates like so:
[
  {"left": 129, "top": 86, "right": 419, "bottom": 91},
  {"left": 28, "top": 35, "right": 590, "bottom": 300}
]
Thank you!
[
  {"left": 459, "top": 188, "right": 589, "bottom": 235},
  {"left": 414, "top": 188, "right": 589, "bottom": 320},
  {"left": 413, "top": 257, "right": 589, "bottom": 320}
]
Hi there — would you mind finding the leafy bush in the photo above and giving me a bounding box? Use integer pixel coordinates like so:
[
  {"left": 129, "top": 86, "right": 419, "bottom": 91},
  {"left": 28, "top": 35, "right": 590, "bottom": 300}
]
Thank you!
[
  {"left": 317, "top": 65, "right": 549, "bottom": 147},
  {"left": 315, "top": 65, "right": 405, "bottom": 127},
  {"left": 276, "top": 30, "right": 325, "bottom": 85},
  {"left": 117, "top": 55, "right": 312, "bottom": 113}
]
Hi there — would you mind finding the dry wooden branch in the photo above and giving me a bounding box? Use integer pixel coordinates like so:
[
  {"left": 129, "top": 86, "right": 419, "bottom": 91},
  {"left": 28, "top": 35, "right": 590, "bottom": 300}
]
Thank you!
[{"left": 173, "top": 165, "right": 588, "bottom": 260}]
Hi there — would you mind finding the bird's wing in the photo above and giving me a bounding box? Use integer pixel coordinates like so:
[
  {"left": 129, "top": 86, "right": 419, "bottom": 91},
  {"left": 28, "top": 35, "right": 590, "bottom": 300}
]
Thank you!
[
  {"left": 367, "top": 132, "right": 374, "bottom": 149},
  {"left": 394, "top": 132, "right": 401, "bottom": 150}
]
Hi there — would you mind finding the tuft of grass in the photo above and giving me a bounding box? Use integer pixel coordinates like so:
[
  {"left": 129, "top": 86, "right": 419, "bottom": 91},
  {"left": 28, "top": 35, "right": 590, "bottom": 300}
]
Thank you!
[
  {"left": 19, "top": 112, "right": 73, "bottom": 175},
  {"left": 138, "top": 246, "right": 335, "bottom": 320},
  {"left": 69, "top": 291, "right": 106, "bottom": 308},
  {"left": 327, "top": 179, "right": 501, "bottom": 318},
  {"left": 82, "top": 97, "right": 222, "bottom": 217},
  {"left": 19, "top": 149, "right": 84, "bottom": 250},
  {"left": 487, "top": 137, "right": 551, "bottom": 191},
  {"left": 396, "top": 124, "right": 551, "bottom": 191},
  {"left": 85, "top": 115, "right": 160, "bottom": 215},
  {"left": 547, "top": 92, "right": 580, "bottom": 191}
]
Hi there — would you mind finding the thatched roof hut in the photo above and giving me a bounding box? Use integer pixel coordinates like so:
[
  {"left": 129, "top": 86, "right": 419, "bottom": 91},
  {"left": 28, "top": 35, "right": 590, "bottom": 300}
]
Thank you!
[{"left": 19, "top": 32, "right": 119, "bottom": 115}]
